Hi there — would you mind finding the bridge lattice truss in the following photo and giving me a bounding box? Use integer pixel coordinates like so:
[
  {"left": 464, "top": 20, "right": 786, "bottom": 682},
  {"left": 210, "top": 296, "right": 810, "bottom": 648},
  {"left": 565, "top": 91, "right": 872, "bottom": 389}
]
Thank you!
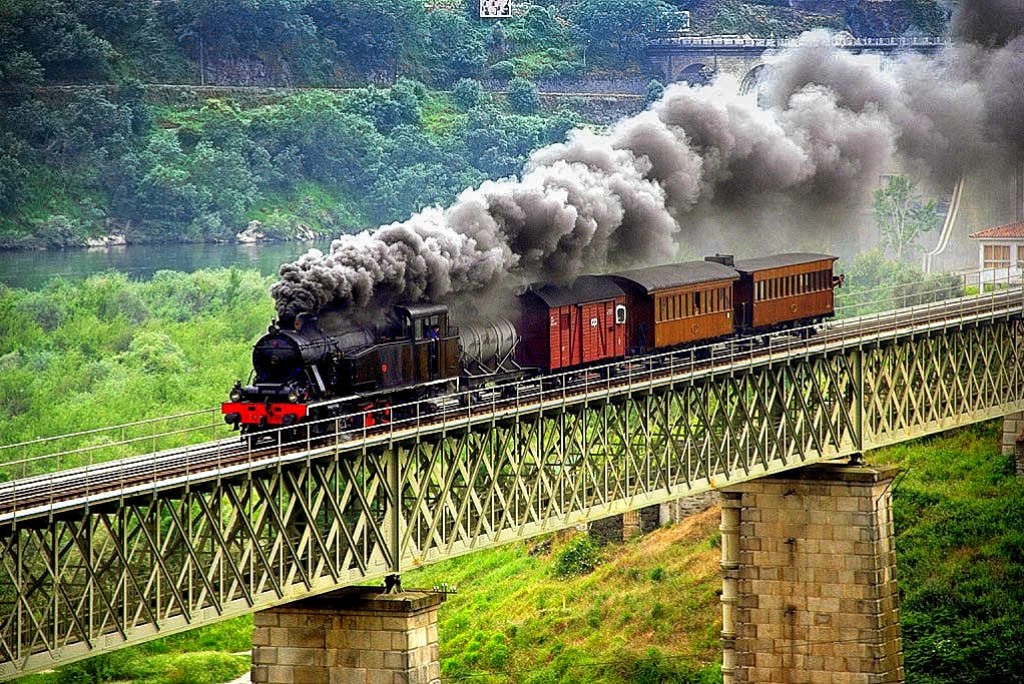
[{"left": 0, "top": 294, "right": 1022, "bottom": 677}]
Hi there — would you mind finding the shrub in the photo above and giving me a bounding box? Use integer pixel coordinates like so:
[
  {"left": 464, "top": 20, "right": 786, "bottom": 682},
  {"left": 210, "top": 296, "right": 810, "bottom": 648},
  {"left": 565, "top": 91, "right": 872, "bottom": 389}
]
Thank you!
[
  {"left": 452, "top": 78, "right": 484, "bottom": 109},
  {"left": 506, "top": 77, "right": 539, "bottom": 114},
  {"left": 645, "top": 79, "right": 665, "bottom": 104},
  {"left": 490, "top": 60, "right": 515, "bottom": 79},
  {"left": 553, "top": 534, "right": 601, "bottom": 577}
]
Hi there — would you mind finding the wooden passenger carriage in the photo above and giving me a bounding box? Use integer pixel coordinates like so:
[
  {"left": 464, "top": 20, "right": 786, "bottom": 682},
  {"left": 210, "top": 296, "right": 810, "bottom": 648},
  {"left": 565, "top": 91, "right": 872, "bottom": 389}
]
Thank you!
[
  {"left": 608, "top": 261, "right": 740, "bottom": 352},
  {"left": 726, "top": 253, "right": 839, "bottom": 331}
]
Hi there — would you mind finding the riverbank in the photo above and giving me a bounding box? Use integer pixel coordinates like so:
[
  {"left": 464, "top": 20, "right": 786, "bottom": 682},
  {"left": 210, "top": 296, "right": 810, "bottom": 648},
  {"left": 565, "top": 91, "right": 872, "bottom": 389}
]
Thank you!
[{"left": 0, "top": 241, "right": 325, "bottom": 291}]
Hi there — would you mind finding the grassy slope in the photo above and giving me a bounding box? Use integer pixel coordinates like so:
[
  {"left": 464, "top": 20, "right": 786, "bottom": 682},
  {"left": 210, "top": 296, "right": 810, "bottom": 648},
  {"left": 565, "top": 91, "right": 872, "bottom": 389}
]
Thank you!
[
  {"left": 872, "top": 422, "right": 1024, "bottom": 684},
  {"left": 405, "top": 511, "right": 723, "bottom": 683}
]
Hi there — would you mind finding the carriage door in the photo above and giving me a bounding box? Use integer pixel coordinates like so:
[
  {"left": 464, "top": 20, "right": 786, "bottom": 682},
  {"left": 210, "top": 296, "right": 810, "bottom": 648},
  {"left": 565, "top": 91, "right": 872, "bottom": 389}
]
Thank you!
[{"left": 560, "top": 307, "right": 572, "bottom": 368}]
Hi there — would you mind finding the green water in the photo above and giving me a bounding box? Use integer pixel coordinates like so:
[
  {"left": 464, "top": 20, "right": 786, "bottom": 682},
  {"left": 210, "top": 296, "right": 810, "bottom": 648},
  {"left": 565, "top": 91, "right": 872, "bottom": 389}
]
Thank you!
[{"left": 0, "top": 241, "right": 329, "bottom": 290}]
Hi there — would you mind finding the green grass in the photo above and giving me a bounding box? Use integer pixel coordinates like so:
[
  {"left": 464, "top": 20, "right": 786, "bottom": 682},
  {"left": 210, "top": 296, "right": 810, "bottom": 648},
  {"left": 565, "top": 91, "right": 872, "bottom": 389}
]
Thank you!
[
  {"left": 404, "top": 511, "right": 724, "bottom": 683},
  {"left": 20, "top": 618, "right": 253, "bottom": 684},
  {"left": 420, "top": 91, "right": 469, "bottom": 138}
]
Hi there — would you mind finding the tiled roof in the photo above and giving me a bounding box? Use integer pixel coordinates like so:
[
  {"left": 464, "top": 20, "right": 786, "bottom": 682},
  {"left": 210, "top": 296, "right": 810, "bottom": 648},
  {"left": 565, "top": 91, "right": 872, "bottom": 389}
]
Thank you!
[{"left": 969, "top": 222, "right": 1024, "bottom": 239}]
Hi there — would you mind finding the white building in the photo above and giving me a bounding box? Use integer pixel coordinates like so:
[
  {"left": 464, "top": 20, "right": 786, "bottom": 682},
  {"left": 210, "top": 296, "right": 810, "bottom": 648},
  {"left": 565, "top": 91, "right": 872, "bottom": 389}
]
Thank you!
[{"left": 970, "top": 222, "right": 1024, "bottom": 283}]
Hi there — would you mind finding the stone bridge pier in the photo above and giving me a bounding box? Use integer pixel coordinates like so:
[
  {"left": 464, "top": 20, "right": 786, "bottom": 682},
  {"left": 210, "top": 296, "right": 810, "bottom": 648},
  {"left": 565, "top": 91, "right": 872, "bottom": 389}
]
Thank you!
[
  {"left": 251, "top": 587, "right": 445, "bottom": 684},
  {"left": 720, "top": 463, "right": 903, "bottom": 683},
  {"left": 1002, "top": 411, "right": 1024, "bottom": 475}
]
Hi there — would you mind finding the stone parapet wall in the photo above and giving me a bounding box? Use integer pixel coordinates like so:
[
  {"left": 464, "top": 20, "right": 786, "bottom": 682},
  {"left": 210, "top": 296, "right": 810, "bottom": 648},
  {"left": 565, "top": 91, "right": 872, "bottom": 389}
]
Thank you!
[
  {"left": 252, "top": 587, "right": 444, "bottom": 684},
  {"left": 722, "top": 463, "right": 904, "bottom": 683}
]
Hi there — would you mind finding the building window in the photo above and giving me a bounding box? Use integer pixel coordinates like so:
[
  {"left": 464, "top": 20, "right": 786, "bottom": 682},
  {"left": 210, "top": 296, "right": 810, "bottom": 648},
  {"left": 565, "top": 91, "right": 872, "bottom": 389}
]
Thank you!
[{"left": 983, "top": 244, "right": 1012, "bottom": 269}]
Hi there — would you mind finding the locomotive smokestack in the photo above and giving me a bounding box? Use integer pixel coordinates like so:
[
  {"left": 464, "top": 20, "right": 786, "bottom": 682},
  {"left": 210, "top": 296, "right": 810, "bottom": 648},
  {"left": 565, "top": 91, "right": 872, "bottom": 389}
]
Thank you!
[{"left": 272, "top": 3, "right": 1024, "bottom": 320}]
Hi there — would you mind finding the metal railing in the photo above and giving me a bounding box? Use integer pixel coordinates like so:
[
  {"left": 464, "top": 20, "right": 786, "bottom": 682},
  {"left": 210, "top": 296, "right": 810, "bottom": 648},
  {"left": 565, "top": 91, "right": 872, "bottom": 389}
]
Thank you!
[{"left": 649, "top": 35, "right": 951, "bottom": 49}]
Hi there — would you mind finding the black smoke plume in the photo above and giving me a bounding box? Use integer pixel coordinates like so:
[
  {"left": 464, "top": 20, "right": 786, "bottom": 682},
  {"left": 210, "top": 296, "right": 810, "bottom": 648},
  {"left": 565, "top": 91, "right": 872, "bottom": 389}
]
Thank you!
[{"left": 271, "top": 4, "right": 1024, "bottom": 322}]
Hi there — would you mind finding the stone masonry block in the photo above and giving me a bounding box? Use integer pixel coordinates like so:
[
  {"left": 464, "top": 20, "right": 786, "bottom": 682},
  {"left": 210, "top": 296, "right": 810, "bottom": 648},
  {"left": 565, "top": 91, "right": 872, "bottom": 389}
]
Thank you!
[
  {"left": 254, "top": 587, "right": 445, "bottom": 684},
  {"left": 726, "top": 463, "right": 902, "bottom": 684}
]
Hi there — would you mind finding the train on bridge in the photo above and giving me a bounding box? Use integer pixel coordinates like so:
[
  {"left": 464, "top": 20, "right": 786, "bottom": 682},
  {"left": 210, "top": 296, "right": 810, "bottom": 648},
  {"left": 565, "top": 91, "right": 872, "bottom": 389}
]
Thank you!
[{"left": 222, "top": 252, "right": 841, "bottom": 433}]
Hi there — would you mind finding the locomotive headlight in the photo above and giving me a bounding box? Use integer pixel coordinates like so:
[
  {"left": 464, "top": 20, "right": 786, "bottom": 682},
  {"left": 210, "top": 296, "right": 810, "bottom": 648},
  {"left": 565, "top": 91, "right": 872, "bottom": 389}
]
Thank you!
[
  {"left": 287, "top": 388, "right": 300, "bottom": 403},
  {"left": 229, "top": 382, "right": 243, "bottom": 402}
]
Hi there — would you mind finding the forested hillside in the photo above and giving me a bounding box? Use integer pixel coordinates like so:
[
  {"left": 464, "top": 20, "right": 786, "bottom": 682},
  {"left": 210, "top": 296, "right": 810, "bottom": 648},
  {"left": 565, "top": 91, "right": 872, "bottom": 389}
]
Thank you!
[{"left": 0, "top": 0, "right": 950, "bottom": 249}]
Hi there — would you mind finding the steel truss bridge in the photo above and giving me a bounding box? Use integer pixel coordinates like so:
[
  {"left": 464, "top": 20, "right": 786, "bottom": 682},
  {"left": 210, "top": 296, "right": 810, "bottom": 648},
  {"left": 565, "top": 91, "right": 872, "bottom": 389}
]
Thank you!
[{"left": 0, "top": 282, "right": 1022, "bottom": 678}]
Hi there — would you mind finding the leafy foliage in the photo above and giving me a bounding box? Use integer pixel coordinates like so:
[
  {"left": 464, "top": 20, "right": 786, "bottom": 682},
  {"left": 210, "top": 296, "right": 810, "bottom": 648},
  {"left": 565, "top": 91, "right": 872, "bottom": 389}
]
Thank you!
[
  {"left": 872, "top": 174, "right": 942, "bottom": 261},
  {"left": 573, "top": 0, "right": 674, "bottom": 67},
  {"left": 507, "top": 77, "right": 540, "bottom": 114},
  {"left": 0, "top": 269, "right": 273, "bottom": 453},
  {"left": 836, "top": 250, "right": 964, "bottom": 318},
  {"left": 874, "top": 422, "right": 1024, "bottom": 684},
  {"left": 553, "top": 534, "right": 602, "bottom": 577}
]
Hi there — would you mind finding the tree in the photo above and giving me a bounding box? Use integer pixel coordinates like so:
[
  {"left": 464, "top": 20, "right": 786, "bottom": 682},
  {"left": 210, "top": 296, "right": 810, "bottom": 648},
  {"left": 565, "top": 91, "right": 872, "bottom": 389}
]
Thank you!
[
  {"left": 159, "top": 0, "right": 319, "bottom": 84},
  {"left": 0, "top": 0, "right": 113, "bottom": 82},
  {"left": 645, "top": 79, "right": 665, "bottom": 104},
  {"left": 507, "top": 77, "right": 539, "bottom": 114},
  {"left": 452, "top": 78, "right": 484, "bottom": 109},
  {"left": 309, "top": 0, "right": 427, "bottom": 83},
  {"left": 425, "top": 10, "right": 487, "bottom": 85},
  {"left": 572, "top": 0, "right": 673, "bottom": 67},
  {"left": 872, "top": 175, "right": 941, "bottom": 261}
]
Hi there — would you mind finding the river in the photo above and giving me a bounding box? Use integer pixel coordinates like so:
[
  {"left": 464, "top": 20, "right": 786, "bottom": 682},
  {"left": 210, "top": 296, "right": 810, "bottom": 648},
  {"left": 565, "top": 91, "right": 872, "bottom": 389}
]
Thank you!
[{"left": 0, "top": 241, "right": 328, "bottom": 290}]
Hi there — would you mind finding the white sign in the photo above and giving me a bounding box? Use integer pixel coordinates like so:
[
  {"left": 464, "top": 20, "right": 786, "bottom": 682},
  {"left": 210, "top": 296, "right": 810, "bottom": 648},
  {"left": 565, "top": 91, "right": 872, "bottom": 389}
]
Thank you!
[{"left": 480, "top": 0, "right": 512, "bottom": 18}]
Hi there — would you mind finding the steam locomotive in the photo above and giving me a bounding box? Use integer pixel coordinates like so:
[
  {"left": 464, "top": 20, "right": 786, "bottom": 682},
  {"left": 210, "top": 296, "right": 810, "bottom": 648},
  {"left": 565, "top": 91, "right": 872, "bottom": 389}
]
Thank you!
[{"left": 222, "top": 253, "right": 840, "bottom": 433}]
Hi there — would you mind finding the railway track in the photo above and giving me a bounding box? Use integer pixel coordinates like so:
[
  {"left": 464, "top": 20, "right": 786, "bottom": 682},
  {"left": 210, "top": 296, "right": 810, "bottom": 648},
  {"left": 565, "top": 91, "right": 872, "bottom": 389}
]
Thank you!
[{"left": 1, "top": 286, "right": 1020, "bottom": 519}]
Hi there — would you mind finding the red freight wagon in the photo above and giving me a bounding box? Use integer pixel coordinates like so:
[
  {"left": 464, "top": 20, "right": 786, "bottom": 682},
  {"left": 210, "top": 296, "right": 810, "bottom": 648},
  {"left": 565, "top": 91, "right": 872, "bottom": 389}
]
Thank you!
[
  {"left": 722, "top": 253, "right": 839, "bottom": 331},
  {"left": 517, "top": 276, "right": 627, "bottom": 372}
]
